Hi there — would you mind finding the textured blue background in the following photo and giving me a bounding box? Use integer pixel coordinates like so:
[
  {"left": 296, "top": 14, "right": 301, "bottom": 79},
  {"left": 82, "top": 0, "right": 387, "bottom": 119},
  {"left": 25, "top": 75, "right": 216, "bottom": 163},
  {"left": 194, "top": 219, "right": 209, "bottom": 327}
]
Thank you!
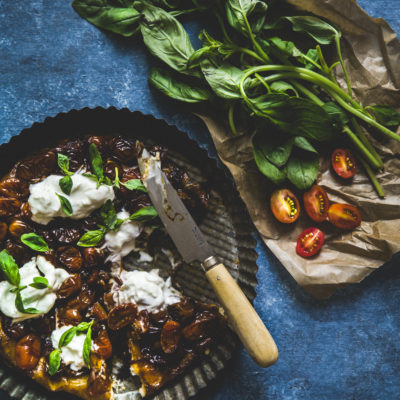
[{"left": 1, "top": 1, "right": 400, "bottom": 399}]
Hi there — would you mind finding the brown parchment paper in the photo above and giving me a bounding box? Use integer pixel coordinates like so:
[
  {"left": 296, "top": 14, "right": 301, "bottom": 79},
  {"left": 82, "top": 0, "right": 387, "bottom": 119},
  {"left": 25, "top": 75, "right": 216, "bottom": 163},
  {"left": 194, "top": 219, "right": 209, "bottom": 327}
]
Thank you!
[{"left": 197, "top": 0, "right": 400, "bottom": 299}]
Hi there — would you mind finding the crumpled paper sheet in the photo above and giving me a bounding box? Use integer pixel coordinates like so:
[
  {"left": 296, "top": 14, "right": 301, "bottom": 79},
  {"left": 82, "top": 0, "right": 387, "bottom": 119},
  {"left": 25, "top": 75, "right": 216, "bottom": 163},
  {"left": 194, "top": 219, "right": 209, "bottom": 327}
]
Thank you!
[{"left": 198, "top": 0, "right": 400, "bottom": 298}]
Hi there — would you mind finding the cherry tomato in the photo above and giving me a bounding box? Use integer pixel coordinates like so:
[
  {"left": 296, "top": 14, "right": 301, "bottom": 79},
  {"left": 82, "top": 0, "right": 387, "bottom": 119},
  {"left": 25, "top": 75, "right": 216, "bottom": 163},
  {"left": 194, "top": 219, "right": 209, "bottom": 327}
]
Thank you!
[
  {"left": 303, "top": 185, "right": 330, "bottom": 223},
  {"left": 270, "top": 189, "right": 300, "bottom": 224},
  {"left": 296, "top": 228, "right": 325, "bottom": 258},
  {"left": 328, "top": 203, "right": 361, "bottom": 230},
  {"left": 331, "top": 149, "right": 357, "bottom": 179}
]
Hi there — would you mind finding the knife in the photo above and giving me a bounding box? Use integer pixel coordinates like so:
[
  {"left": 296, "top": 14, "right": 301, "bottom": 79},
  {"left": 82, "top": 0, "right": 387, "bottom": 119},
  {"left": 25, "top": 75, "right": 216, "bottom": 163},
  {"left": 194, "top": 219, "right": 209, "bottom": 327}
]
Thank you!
[{"left": 138, "top": 149, "right": 278, "bottom": 368}]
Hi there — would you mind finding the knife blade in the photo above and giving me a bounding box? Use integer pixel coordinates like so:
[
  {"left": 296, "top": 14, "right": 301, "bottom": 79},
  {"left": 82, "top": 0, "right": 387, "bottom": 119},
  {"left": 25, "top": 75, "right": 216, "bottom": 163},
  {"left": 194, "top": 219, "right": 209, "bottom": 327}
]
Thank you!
[
  {"left": 138, "top": 148, "right": 278, "bottom": 368},
  {"left": 138, "top": 149, "right": 213, "bottom": 263}
]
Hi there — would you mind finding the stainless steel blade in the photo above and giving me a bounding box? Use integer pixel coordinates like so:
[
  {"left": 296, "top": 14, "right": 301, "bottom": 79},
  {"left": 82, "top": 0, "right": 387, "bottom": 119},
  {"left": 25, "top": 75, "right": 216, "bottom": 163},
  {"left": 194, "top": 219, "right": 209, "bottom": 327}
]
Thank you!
[{"left": 138, "top": 150, "right": 214, "bottom": 263}]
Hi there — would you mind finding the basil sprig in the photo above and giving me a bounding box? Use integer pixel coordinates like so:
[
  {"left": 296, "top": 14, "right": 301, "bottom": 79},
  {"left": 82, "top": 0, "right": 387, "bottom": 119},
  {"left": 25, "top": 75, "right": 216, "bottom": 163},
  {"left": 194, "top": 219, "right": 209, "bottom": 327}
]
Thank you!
[
  {"left": 0, "top": 250, "right": 48, "bottom": 315},
  {"left": 77, "top": 200, "right": 157, "bottom": 247},
  {"left": 89, "top": 143, "right": 104, "bottom": 186},
  {"left": 48, "top": 321, "right": 94, "bottom": 376},
  {"left": 114, "top": 167, "right": 147, "bottom": 193},
  {"left": 57, "top": 153, "right": 74, "bottom": 195},
  {"left": 56, "top": 193, "right": 73, "bottom": 217},
  {"left": 21, "top": 233, "right": 50, "bottom": 253}
]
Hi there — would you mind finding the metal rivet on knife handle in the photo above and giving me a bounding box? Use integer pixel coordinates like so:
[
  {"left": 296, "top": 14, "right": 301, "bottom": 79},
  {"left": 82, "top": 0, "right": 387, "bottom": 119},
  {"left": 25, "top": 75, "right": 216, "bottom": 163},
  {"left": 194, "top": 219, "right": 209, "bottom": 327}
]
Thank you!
[{"left": 201, "top": 255, "right": 219, "bottom": 271}]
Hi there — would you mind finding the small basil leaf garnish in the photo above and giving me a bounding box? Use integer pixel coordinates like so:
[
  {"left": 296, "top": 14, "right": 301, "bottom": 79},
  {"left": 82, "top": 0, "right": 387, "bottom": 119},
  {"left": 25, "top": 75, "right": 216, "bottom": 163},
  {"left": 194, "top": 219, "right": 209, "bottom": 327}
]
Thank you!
[
  {"left": 113, "top": 168, "right": 120, "bottom": 189},
  {"left": 59, "top": 175, "right": 73, "bottom": 195},
  {"left": 99, "top": 200, "right": 117, "bottom": 230},
  {"left": 83, "top": 322, "right": 93, "bottom": 367},
  {"left": 129, "top": 206, "right": 158, "bottom": 222},
  {"left": 48, "top": 348, "right": 61, "bottom": 376},
  {"left": 121, "top": 179, "right": 147, "bottom": 193},
  {"left": 15, "top": 290, "right": 42, "bottom": 314},
  {"left": 77, "top": 230, "right": 104, "bottom": 247},
  {"left": 29, "top": 276, "right": 50, "bottom": 289},
  {"left": 57, "top": 153, "right": 72, "bottom": 175},
  {"left": 0, "top": 249, "right": 20, "bottom": 287},
  {"left": 59, "top": 326, "right": 78, "bottom": 348},
  {"left": 21, "top": 233, "right": 50, "bottom": 253},
  {"left": 56, "top": 194, "right": 73, "bottom": 217},
  {"left": 89, "top": 143, "right": 104, "bottom": 182}
]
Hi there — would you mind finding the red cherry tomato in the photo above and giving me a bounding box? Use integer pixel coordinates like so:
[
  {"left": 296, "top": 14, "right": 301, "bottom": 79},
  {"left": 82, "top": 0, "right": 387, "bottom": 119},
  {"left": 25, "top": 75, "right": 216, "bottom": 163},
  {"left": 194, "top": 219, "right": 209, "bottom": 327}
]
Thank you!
[
  {"left": 331, "top": 149, "right": 357, "bottom": 179},
  {"left": 303, "top": 185, "right": 330, "bottom": 223},
  {"left": 296, "top": 228, "right": 325, "bottom": 258},
  {"left": 328, "top": 203, "right": 361, "bottom": 230},
  {"left": 270, "top": 189, "right": 300, "bottom": 224}
]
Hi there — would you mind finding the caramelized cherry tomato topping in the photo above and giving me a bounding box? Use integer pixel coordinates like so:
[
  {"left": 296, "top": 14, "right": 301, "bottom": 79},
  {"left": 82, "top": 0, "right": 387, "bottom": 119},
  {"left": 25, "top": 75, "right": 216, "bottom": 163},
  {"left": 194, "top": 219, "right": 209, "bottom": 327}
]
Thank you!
[
  {"left": 331, "top": 149, "right": 357, "bottom": 179},
  {"left": 57, "top": 274, "right": 82, "bottom": 299},
  {"left": 328, "top": 203, "right": 361, "bottom": 230},
  {"left": 296, "top": 228, "right": 325, "bottom": 258},
  {"left": 0, "top": 222, "right": 8, "bottom": 242},
  {"left": 160, "top": 321, "right": 181, "bottom": 354},
  {"left": 93, "top": 330, "right": 112, "bottom": 360},
  {"left": 108, "top": 303, "right": 138, "bottom": 330},
  {"left": 303, "top": 185, "right": 330, "bottom": 223},
  {"left": 270, "top": 189, "right": 300, "bottom": 224},
  {"left": 15, "top": 334, "right": 41, "bottom": 370}
]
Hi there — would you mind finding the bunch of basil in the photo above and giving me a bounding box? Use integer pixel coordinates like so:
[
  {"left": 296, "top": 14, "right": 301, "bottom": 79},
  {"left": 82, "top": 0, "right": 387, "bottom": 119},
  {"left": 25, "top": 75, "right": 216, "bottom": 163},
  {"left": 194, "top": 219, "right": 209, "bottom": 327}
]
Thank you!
[{"left": 72, "top": 0, "right": 400, "bottom": 196}]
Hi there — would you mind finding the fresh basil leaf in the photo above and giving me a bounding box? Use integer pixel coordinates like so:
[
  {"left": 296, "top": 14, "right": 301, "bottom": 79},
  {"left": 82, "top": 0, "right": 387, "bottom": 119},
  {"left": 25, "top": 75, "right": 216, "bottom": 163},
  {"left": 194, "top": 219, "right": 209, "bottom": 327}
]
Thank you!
[
  {"left": 48, "top": 349, "right": 61, "bottom": 376},
  {"left": 322, "top": 102, "right": 349, "bottom": 127},
  {"left": 253, "top": 135, "right": 294, "bottom": 167},
  {"left": 29, "top": 276, "right": 50, "bottom": 290},
  {"left": 72, "top": 0, "right": 141, "bottom": 37},
  {"left": 134, "top": 2, "right": 199, "bottom": 76},
  {"left": 270, "top": 81, "right": 299, "bottom": 96},
  {"left": 129, "top": 206, "right": 158, "bottom": 222},
  {"left": 76, "top": 321, "right": 93, "bottom": 332},
  {"left": 226, "top": 0, "right": 268, "bottom": 36},
  {"left": 287, "top": 152, "right": 319, "bottom": 190},
  {"left": 56, "top": 194, "right": 73, "bottom": 217},
  {"left": 21, "top": 233, "right": 50, "bottom": 253},
  {"left": 57, "top": 153, "right": 71, "bottom": 175},
  {"left": 82, "top": 172, "right": 98, "bottom": 181},
  {"left": 201, "top": 60, "right": 247, "bottom": 99},
  {"left": 113, "top": 218, "right": 125, "bottom": 231},
  {"left": 0, "top": 249, "right": 20, "bottom": 287},
  {"left": 83, "top": 324, "right": 92, "bottom": 367},
  {"left": 303, "top": 48, "right": 319, "bottom": 70},
  {"left": 293, "top": 137, "right": 317, "bottom": 153},
  {"left": 252, "top": 133, "right": 287, "bottom": 184},
  {"left": 89, "top": 143, "right": 104, "bottom": 182},
  {"left": 15, "top": 291, "right": 42, "bottom": 314},
  {"left": 77, "top": 230, "right": 104, "bottom": 247},
  {"left": 59, "top": 175, "right": 73, "bottom": 195},
  {"left": 59, "top": 326, "right": 77, "bottom": 348},
  {"left": 285, "top": 16, "right": 341, "bottom": 45},
  {"left": 250, "top": 93, "right": 334, "bottom": 142},
  {"left": 100, "top": 200, "right": 118, "bottom": 230},
  {"left": 121, "top": 179, "right": 147, "bottom": 193},
  {"left": 367, "top": 105, "right": 400, "bottom": 127},
  {"left": 149, "top": 67, "right": 212, "bottom": 103}
]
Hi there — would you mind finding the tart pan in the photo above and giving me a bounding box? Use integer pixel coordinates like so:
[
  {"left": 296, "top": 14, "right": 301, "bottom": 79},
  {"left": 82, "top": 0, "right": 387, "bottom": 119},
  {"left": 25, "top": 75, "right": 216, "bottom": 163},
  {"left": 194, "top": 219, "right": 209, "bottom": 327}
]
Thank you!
[{"left": 0, "top": 108, "right": 259, "bottom": 400}]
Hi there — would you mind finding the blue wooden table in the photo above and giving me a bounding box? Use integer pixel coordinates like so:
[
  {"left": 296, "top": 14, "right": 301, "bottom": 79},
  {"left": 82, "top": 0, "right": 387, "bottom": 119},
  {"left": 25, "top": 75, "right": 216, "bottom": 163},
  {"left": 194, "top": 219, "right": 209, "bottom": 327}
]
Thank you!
[{"left": 1, "top": 1, "right": 400, "bottom": 399}]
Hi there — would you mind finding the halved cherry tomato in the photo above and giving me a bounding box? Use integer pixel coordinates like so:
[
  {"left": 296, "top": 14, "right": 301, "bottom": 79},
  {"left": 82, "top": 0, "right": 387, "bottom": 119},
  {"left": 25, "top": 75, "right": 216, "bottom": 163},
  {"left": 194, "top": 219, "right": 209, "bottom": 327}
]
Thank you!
[
  {"left": 296, "top": 228, "right": 325, "bottom": 258},
  {"left": 270, "top": 189, "right": 300, "bottom": 224},
  {"left": 328, "top": 203, "right": 361, "bottom": 230},
  {"left": 303, "top": 185, "right": 330, "bottom": 223},
  {"left": 331, "top": 149, "right": 357, "bottom": 179}
]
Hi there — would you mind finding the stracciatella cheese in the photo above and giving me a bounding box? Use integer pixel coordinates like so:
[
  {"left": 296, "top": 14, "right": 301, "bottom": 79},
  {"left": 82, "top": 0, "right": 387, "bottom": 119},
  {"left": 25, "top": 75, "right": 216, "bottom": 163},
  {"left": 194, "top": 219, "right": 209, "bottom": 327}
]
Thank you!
[
  {"left": 0, "top": 256, "right": 70, "bottom": 322},
  {"left": 104, "top": 211, "right": 143, "bottom": 263},
  {"left": 51, "top": 325, "right": 93, "bottom": 371},
  {"left": 28, "top": 174, "right": 115, "bottom": 225},
  {"left": 112, "top": 269, "right": 181, "bottom": 312}
]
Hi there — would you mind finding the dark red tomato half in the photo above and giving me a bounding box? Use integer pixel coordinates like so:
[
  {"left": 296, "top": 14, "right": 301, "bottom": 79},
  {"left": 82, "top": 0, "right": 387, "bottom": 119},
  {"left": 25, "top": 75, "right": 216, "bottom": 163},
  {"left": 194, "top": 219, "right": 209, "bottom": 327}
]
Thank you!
[
  {"left": 331, "top": 149, "right": 357, "bottom": 179},
  {"left": 328, "top": 203, "right": 361, "bottom": 230},
  {"left": 296, "top": 228, "right": 325, "bottom": 258},
  {"left": 270, "top": 189, "right": 300, "bottom": 224},
  {"left": 303, "top": 185, "right": 330, "bottom": 223}
]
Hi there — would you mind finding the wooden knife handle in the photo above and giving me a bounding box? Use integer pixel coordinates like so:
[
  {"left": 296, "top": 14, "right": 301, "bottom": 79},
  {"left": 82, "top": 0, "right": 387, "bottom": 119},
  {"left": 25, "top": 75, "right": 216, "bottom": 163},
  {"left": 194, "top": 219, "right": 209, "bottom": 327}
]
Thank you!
[{"left": 205, "top": 262, "right": 278, "bottom": 368}]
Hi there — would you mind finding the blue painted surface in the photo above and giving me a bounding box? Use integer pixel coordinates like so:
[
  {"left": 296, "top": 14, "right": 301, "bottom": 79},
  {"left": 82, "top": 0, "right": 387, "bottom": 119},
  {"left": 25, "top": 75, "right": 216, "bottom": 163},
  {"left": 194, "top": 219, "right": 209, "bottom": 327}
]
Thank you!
[{"left": 0, "top": 1, "right": 400, "bottom": 399}]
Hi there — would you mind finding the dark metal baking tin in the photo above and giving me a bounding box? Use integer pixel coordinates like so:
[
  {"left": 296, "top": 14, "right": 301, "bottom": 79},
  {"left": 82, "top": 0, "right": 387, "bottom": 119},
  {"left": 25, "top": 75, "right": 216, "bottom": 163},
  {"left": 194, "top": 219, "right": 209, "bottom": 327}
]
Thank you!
[{"left": 0, "top": 108, "right": 259, "bottom": 400}]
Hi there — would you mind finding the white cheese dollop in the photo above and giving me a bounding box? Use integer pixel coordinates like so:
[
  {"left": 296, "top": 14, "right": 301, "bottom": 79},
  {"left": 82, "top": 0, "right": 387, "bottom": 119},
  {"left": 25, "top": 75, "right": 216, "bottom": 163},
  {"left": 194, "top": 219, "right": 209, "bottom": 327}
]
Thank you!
[
  {"left": 112, "top": 269, "right": 181, "bottom": 312},
  {"left": 104, "top": 211, "right": 143, "bottom": 263},
  {"left": 51, "top": 325, "right": 92, "bottom": 371},
  {"left": 0, "top": 256, "right": 70, "bottom": 322},
  {"left": 28, "top": 174, "right": 115, "bottom": 225}
]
